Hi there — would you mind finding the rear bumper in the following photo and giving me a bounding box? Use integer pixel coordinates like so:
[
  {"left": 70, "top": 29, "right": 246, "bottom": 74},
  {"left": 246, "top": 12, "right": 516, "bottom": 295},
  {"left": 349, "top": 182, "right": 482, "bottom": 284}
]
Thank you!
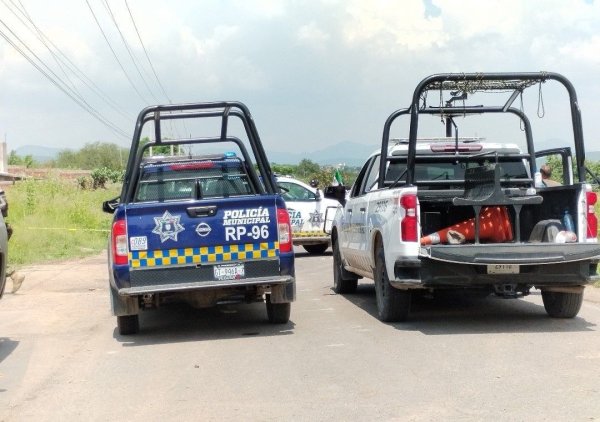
[
  {"left": 118, "top": 275, "right": 295, "bottom": 295},
  {"left": 112, "top": 255, "right": 296, "bottom": 302},
  {"left": 420, "top": 243, "right": 600, "bottom": 265},
  {"left": 416, "top": 259, "right": 598, "bottom": 287},
  {"left": 390, "top": 243, "right": 600, "bottom": 288}
]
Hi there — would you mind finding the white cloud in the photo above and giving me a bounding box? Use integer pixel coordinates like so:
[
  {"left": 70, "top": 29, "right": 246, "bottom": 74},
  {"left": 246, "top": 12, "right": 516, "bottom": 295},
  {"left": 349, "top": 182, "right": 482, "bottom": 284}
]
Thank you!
[
  {"left": 2, "top": 0, "right": 600, "bottom": 153},
  {"left": 559, "top": 35, "right": 600, "bottom": 65},
  {"left": 436, "top": 0, "right": 523, "bottom": 40},
  {"left": 341, "top": 0, "right": 448, "bottom": 51},
  {"left": 232, "top": 0, "right": 286, "bottom": 18},
  {"left": 297, "top": 22, "right": 330, "bottom": 48}
]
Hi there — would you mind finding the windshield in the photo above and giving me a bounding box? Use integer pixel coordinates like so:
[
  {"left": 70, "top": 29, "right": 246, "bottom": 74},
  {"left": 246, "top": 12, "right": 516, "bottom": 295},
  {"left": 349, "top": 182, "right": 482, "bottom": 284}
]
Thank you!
[{"left": 134, "top": 157, "right": 254, "bottom": 202}]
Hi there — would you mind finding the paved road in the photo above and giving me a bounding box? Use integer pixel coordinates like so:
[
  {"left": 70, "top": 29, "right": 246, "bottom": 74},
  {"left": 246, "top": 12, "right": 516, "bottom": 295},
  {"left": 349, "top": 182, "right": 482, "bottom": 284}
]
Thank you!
[{"left": 1, "top": 249, "right": 600, "bottom": 421}]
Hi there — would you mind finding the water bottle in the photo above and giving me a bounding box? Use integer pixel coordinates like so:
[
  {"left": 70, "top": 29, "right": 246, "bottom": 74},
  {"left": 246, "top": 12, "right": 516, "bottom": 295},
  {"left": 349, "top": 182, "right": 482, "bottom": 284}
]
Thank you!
[{"left": 563, "top": 209, "right": 574, "bottom": 232}]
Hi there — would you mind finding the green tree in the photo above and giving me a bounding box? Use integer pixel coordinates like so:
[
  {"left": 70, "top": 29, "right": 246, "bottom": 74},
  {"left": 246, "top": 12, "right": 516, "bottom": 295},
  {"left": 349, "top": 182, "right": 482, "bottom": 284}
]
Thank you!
[
  {"left": 271, "top": 163, "right": 296, "bottom": 176},
  {"left": 139, "top": 136, "right": 182, "bottom": 156},
  {"left": 296, "top": 159, "right": 321, "bottom": 180},
  {"left": 586, "top": 160, "right": 600, "bottom": 184},
  {"left": 8, "top": 150, "right": 22, "bottom": 165},
  {"left": 543, "top": 155, "right": 563, "bottom": 183},
  {"left": 23, "top": 155, "right": 35, "bottom": 168},
  {"left": 56, "top": 142, "right": 128, "bottom": 170}
]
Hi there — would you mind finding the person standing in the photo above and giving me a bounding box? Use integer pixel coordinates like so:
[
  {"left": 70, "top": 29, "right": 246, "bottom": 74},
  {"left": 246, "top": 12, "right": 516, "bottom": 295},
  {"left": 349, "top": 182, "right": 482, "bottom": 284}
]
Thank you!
[{"left": 540, "top": 164, "right": 561, "bottom": 187}]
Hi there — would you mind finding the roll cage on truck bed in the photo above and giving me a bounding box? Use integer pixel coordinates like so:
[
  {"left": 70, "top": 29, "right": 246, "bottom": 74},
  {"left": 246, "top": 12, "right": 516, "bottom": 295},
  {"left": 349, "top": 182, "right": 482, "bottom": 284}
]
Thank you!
[
  {"left": 326, "top": 72, "right": 600, "bottom": 322},
  {"left": 104, "top": 102, "right": 295, "bottom": 335}
]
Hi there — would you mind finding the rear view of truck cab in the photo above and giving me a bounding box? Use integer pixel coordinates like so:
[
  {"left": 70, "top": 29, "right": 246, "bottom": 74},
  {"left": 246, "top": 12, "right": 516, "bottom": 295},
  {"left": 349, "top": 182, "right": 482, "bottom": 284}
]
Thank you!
[{"left": 104, "top": 102, "right": 295, "bottom": 335}]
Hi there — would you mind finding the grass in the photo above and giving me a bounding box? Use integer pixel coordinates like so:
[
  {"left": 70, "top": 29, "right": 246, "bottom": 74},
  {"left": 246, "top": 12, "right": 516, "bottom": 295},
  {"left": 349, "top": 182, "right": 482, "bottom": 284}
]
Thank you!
[
  {"left": 2, "top": 179, "right": 600, "bottom": 271},
  {"left": 3, "top": 177, "right": 120, "bottom": 268}
]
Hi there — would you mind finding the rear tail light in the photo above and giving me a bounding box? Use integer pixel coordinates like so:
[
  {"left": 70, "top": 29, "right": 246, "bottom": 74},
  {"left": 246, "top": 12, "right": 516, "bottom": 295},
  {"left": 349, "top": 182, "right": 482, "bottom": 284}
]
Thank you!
[
  {"left": 400, "top": 194, "right": 418, "bottom": 242},
  {"left": 111, "top": 219, "right": 129, "bottom": 265},
  {"left": 277, "top": 208, "right": 293, "bottom": 253},
  {"left": 586, "top": 190, "right": 598, "bottom": 240}
]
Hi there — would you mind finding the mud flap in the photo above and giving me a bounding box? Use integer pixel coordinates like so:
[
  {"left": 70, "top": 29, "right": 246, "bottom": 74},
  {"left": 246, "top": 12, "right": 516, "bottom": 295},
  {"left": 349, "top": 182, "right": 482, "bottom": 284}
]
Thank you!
[
  {"left": 110, "top": 285, "right": 140, "bottom": 317},
  {"left": 269, "top": 280, "right": 296, "bottom": 303}
]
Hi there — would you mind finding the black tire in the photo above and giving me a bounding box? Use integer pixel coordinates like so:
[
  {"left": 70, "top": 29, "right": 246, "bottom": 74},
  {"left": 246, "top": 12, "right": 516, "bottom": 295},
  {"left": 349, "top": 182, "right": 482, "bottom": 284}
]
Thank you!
[
  {"left": 374, "top": 250, "right": 410, "bottom": 322},
  {"left": 303, "top": 243, "right": 329, "bottom": 255},
  {"left": 266, "top": 295, "right": 291, "bottom": 324},
  {"left": 117, "top": 314, "right": 139, "bottom": 335},
  {"left": 541, "top": 290, "right": 583, "bottom": 318},
  {"left": 332, "top": 240, "right": 358, "bottom": 294}
]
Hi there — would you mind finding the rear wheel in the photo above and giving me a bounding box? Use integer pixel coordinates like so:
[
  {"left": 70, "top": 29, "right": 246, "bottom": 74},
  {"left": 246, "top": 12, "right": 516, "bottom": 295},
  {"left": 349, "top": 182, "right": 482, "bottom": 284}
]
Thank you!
[
  {"left": 117, "top": 314, "right": 139, "bottom": 335},
  {"left": 266, "top": 295, "right": 291, "bottom": 324},
  {"left": 374, "top": 250, "right": 410, "bottom": 322},
  {"left": 303, "top": 243, "right": 329, "bottom": 255},
  {"left": 332, "top": 240, "right": 357, "bottom": 294},
  {"left": 541, "top": 290, "right": 583, "bottom": 318}
]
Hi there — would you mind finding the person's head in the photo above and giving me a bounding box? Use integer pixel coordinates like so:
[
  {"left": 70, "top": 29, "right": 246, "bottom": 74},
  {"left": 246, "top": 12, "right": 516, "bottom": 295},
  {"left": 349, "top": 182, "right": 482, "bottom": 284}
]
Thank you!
[{"left": 540, "top": 164, "right": 552, "bottom": 179}]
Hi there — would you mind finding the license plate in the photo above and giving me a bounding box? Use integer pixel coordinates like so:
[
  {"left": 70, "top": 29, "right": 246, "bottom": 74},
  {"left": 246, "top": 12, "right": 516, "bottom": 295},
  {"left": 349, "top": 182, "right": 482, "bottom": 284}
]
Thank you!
[
  {"left": 487, "top": 264, "right": 520, "bottom": 274},
  {"left": 214, "top": 263, "right": 245, "bottom": 281}
]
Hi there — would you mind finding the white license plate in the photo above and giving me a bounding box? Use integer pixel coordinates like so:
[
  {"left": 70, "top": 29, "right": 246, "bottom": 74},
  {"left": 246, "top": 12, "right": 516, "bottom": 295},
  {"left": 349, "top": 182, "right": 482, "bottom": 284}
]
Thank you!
[
  {"left": 487, "top": 264, "right": 520, "bottom": 274},
  {"left": 214, "top": 263, "right": 245, "bottom": 281}
]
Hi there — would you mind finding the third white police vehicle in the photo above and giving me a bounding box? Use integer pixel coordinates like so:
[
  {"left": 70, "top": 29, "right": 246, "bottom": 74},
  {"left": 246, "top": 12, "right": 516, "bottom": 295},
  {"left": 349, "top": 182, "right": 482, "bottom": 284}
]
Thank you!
[{"left": 277, "top": 176, "right": 340, "bottom": 254}]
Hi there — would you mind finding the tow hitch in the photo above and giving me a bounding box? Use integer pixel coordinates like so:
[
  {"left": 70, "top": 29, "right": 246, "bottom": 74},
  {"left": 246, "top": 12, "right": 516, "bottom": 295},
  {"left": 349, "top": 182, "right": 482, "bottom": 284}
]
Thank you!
[{"left": 494, "top": 284, "right": 531, "bottom": 298}]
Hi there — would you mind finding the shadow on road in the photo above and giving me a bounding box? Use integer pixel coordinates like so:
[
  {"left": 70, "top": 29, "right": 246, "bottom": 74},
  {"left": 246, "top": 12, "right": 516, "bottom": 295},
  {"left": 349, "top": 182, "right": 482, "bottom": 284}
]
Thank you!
[
  {"left": 0, "top": 338, "right": 19, "bottom": 365},
  {"left": 113, "top": 302, "right": 295, "bottom": 346},
  {"left": 338, "top": 284, "right": 596, "bottom": 335},
  {"left": 293, "top": 250, "right": 333, "bottom": 259}
]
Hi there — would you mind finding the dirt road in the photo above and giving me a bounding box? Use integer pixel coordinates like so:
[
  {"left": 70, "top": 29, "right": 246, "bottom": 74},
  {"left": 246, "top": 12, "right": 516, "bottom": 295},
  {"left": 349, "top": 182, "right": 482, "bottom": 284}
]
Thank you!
[{"left": 1, "top": 250, "right": 600, "bottom": 421}]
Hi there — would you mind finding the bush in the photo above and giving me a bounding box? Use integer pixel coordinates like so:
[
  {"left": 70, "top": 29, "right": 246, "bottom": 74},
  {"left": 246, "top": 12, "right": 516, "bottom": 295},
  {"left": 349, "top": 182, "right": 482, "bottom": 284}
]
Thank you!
[{"left": 4, "top": 178, "right": 120, "bottom": 266}]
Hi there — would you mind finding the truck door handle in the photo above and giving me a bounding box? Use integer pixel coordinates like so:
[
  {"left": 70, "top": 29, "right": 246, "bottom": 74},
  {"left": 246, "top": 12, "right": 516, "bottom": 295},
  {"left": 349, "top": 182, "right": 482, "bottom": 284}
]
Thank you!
[{"left": 187, "top": 206, "right": 217, "bottom": 218}]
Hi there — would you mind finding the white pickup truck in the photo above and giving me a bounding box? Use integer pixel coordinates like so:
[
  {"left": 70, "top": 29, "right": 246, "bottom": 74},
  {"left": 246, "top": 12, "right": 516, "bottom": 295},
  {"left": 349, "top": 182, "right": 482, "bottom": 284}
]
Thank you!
[{"left": 325, "top": 72, "right": 600, "bottom": 322}]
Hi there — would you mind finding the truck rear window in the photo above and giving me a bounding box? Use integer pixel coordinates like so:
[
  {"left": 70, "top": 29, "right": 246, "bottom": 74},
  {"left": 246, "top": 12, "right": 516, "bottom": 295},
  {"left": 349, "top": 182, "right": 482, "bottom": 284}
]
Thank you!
[
  {"left": 385, "top": 160, "right": 529, "bottom": 185},
  {"left": 134, "top": 158, "right": 254, "bottom": 202}
]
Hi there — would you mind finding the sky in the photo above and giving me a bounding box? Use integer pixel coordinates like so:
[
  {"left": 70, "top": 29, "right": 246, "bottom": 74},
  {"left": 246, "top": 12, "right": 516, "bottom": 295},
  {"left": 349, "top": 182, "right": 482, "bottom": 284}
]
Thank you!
[{"left": 1, "top": 0, "right": 600, "bottom": 159}]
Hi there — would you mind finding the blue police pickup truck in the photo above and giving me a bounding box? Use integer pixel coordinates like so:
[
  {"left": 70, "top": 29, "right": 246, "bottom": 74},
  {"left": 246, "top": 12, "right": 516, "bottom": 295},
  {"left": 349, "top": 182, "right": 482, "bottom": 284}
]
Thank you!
[{"left": 103, "top": 102, "right": 295, "bottom": 334}]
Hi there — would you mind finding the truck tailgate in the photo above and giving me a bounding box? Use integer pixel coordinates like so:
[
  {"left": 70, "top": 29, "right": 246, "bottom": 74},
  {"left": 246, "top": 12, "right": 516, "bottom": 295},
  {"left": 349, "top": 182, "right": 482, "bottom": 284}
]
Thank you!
[
  {"left": 124, "top": 196, "right": 281, "bottom": 280},
  {"left": 422, "top": 243, "right": 600, "bottom": 265}
]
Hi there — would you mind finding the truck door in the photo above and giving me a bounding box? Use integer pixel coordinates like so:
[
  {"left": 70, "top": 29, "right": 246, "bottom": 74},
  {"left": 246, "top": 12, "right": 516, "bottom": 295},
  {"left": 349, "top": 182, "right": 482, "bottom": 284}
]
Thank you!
[
  {"left": 344, "top": 155, "right": 379, "bottom": 272},
  {"left": 355, "top": 154, "right": 381, "bottom": 271}
]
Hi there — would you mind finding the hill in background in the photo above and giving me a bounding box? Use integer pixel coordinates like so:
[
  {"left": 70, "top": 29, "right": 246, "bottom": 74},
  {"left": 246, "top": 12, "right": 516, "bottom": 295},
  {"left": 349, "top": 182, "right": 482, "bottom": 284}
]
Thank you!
[
  {"left": 12, "top": 145, "right": 63, "bottom": 163},
  {"left": 10, "top": 143, "right": 600, "bottom": 167}
]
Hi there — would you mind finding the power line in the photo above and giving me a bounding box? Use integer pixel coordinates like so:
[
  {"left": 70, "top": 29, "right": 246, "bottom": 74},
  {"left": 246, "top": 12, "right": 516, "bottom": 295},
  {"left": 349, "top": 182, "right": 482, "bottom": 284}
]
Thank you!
[
  {"left": 7, "top": 0, "right": 82, "bottom": 99},
  {"left": 0, "top": 20, "right": 130, "bottom": 139},
  {"left": 102, "top": 0, "right": 160, "bottom": 103},
  {"left": 124, "top": 0, "right": 187, "bottom": 139},
  {"left": 85, "top": 0, "right": 150, "bottom": 104},
  {"left": 124, "top": 0, "right": 171, "bottom": 102},
  {"left": 4, "top": 0, "right": 133, "bottom": 122}
]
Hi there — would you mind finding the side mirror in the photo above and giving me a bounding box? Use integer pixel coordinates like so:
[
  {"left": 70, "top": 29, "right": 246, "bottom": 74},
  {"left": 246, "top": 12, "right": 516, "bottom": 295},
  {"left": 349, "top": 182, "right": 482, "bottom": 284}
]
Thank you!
[
  {"left": 102, "top": 197, "right": 120, "bottom": 214},
  {"left": 323, "top": 185, "right": 346, "bottom": 206}
]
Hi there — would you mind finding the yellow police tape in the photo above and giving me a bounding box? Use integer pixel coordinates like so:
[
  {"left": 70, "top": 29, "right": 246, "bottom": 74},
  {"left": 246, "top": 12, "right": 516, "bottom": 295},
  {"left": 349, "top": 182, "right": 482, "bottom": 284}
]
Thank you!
[
  {"left": 19, "top": 227, "right": 110, "bottom": 232},
  {"left": 292, "top": 231, "right": 328, "bottom": 238}
]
